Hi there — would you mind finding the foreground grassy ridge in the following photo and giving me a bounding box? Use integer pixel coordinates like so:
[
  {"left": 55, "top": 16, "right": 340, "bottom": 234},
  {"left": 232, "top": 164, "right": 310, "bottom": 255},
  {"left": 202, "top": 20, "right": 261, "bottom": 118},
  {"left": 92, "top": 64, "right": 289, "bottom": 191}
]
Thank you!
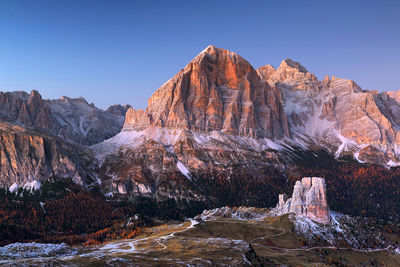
[
  {"left": 27, "top": 214, "right": 396, "bottom": 266},
  {"left": 1, "top": 213, "right": 399, "bottom": 266},
  {"left": 178, "top": 215, "right": 400, "bottom": 266}
]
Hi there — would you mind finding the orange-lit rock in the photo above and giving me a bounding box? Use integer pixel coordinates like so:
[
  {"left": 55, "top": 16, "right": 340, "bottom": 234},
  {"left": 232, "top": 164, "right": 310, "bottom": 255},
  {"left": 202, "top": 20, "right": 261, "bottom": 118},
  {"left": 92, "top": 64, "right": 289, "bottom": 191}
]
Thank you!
[
  {"left": 0, "top": 122, "right": 95, "bottom": 188},
  {"left": 123, "top": 45, "right": 289, "bottom": 139}
]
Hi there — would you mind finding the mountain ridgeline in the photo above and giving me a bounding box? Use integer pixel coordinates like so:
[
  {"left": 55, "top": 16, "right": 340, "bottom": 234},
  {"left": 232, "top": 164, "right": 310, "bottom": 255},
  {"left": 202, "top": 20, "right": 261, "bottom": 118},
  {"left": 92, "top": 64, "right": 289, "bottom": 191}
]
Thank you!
[{"left": 1, "top": 45, "right": 400, "bottom": 223}]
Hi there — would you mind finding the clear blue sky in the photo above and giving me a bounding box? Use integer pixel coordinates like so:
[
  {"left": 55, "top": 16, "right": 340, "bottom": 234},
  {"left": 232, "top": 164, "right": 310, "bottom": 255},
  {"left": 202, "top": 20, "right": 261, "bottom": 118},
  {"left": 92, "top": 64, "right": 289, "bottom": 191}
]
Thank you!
[{"left": 0, "top": 0, "right": 399, "bottom": 109}]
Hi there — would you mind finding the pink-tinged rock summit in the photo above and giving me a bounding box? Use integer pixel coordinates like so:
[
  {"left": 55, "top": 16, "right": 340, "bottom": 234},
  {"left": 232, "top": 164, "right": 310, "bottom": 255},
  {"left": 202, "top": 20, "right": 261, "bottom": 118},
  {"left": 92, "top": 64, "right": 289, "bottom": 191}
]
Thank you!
[
  {"left": 273, "top": 177, "right": 330, "bottom": 224},
  {"left": 123, "top": 45, "right": 289, "bottom": 138}
]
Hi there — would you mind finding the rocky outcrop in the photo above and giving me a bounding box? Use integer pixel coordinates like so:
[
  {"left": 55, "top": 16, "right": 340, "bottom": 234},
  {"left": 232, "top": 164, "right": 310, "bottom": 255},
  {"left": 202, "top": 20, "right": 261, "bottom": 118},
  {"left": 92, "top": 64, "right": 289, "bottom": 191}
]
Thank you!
[
  {"left": 257, "top": 58, "right": 400, "bottom": 165},
  {"left": 386, "top": 90, "right": 400, "bottom": 103},
  {"left": 256, "top": 64, "right": 275, "bottom": 81},
  {"left": 272, "top": 177, "right": 330, "bottom": 224},
  {"left": 48, "top": 96, "right": 127, "bottom": 145},
  {"left": 267, "top": 59, "right": 319, "bottom": 92},
  {"left": 123, "top": 108, "right": 151, "bottom": 131},
  {"left": 0, "top": 122, "right": 96, "bottom": 188},
  {"left": 123, "top": 45, "right": 289, "bottom": 139},
  {"left": 0, "top": 91, "right": 128, "bottom": 145},
  {"left": 106, "top": 104, "right": 132, "bottom": 117}
]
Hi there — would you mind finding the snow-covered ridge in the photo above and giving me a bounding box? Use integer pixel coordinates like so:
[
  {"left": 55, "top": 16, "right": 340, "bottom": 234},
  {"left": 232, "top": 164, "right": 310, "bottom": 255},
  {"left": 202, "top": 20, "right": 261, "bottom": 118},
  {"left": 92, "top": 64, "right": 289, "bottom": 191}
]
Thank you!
[
  {"left": 177, "top": 161, "right": 192, "bottom": 181},
  {"left": 91, "top": 127, "right": 286, "bottom": 161}
]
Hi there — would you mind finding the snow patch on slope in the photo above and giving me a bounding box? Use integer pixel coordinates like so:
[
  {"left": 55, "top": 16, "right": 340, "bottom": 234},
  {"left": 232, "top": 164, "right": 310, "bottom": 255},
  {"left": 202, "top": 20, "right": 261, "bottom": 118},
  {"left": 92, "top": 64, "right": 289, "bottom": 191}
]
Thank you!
[
  {"left": 23, "top": 180, "right": 42, "bottom": 191},
  {"left": 387, "top": 160, "right": 400, "bottom": 167},
  {"left": 9, "top": 183, "right": 19, "bottom": 193},
  {"left": 335, "top": 133, "right": 357, "bottom": 158},
  {"left": 177, "top": 161, "right": 192, "bottom": 181},
  {"left": 194, "top": 206, "right": 268, "bottom": 221}
]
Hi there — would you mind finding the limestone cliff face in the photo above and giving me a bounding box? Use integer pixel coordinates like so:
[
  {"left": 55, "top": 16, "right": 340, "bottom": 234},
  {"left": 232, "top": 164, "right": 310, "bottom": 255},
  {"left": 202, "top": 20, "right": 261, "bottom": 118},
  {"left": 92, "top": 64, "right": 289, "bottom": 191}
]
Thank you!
[
  {"left": 268, "top": 59, "right": 319, "bottom": 92},
  {"left": 386, "top": 91, "right": 400, "bottom": 103},
  {"left": 256, "top": 64, "right": 276, "bottom": 81},
  {"left": 123, "top": 108, "right": 151, "bottom": 131},
  {"left": 257, "top": 59, "right": 400, "bottom": 165},
  {"left": 273, "top": 177, "right": 330, "bottom": 224},
  {"left": 94, "top": 46, "right": 400, "bottom": 199},
  {"left": 0, "top": 91, "right": 128, "bottom": 145},
  {"left": 0, "top": 122, "right": 96, "bottom": 187},
  {"left": 124, "top": 45, "right": 289, "bottom": 139}
]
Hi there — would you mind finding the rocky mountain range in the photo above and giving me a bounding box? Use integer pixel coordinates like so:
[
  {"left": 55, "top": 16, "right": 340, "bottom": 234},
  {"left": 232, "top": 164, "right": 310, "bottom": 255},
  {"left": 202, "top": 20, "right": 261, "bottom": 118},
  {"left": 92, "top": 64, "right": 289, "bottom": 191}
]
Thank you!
[
  {"left": 90, "top": 45, "right": 400, "bottom": 200},
  {"left": 1, "top": 45, "right": 400, "bottom": 206},
  {"left": 264, "top": 57, "right": 400, "bottom": 165},
  {"left": 0, "top": 90, "right": 130, "bottom": 146},
  {"left": 0, "top": 91, "right": 130, "bottom": 187}
]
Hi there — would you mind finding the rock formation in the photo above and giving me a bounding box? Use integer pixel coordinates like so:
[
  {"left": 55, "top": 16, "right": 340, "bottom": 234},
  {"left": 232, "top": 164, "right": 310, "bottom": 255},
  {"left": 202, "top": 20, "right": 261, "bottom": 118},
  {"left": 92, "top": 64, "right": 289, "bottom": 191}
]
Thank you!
[
  {"left": 94, "top": 45, "right": 400, "bottom": 199},
  {"left": 386, "top": 90, "right": 400, "bottom": 103},
  {"left": 106, "top": 104, "right": 132, "bottom": 117},
  {"left": 123, "top": 108, "right": 151, "bottom": 131},
  {"left": 3, "top": 44, "right": 400, "bottom": 202},
  {"left": 0, "top": 122, "right": 96, "bottom": 187},
  {"left": 272, "top": 177, "right": 330, "bottom": 224},
  {"left": 123, "top": 45, "right": 289, "bottom": 139},
  {"left": 0, "top": 90, "right": 129, "bottom": 145},
  {"left": 258, "top": 58, "right": 400, "bottom": 165}
]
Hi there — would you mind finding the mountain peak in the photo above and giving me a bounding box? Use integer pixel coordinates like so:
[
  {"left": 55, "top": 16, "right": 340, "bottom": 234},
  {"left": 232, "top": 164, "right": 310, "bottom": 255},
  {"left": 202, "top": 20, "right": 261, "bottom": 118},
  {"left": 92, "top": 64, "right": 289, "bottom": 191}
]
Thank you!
[
  {"left": 196, "top": 45, "right": 247, "bottom": 62},
  {"left": 29, "top": 90, "right": 42, "bottom": 99},
  {"left": 267, "top": 58, "right": 315, "bottom": 88},
  {"left": 279, "top": 58, "right": 308, "bottom": 73},
  {"left": 257, "top": 64, "right": 276, "bottom": 81},
  {"left": 201, "top": 44, "right": 217, "bottom": 53},
  {"left": 124, "top": 46, "right": 290, "bottom": 138}
]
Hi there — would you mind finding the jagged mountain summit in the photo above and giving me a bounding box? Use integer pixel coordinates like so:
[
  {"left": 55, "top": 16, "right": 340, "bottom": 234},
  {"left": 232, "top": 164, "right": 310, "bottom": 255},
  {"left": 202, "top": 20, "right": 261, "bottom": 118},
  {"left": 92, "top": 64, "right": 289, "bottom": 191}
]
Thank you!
[
  {"left": 2, "top": 45, "right": 400, "bottom": 202},
  {"left": 260, "top": 59, "right": 400, "bottom": 165},
  {"left": 92, "top": 45, "right": 400, "bottom": 199},
  {"left": 93, "top": 45, "right": 295, "bottom": 198},
  {"left": 107, "top": 45, "right": 400, "bottom": 168},
  {"left": 0, "top": 90, "right": 131, "bottom": 187},
  {"left": 0, "top": 90, "right": 131, "bottom": 146},
  {"left": 124, "top": 45, "right": 289, "bottom": 138}
]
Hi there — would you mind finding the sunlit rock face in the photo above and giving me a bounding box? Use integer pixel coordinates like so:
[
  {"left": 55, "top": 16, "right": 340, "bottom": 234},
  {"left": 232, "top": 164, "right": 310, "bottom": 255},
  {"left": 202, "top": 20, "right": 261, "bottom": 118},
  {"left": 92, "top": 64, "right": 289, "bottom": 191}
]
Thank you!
[
  {"left": 123, "top": 45, "right": 289, "bottom": 139},
  {"left": 256, "top": 64, "right": 276, "bottom": 81},
  {"left": 0, "top": 122, "right": 96, "bottom": 188},
  {"left": 386, "top": 90, "right": 400, "bottom": 103},
  {"left": 95, "top": 45, "right": 400, "bottom": 200},
  {"left": 123, "top": 108, "right": 151, "bottom": 131},
  {"left": 273, "top": 177, "right": 330, "bottom": 224},
  {"left": 258, "top": 58, "right": 400, "bottom": 166}
]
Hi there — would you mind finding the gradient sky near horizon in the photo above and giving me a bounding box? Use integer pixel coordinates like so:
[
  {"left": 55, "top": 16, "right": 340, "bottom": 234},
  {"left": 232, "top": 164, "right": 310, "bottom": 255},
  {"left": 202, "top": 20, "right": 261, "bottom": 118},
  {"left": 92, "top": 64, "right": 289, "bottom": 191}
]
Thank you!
[{"left": 0, "top": 0, "right": 399, "bottom": 109}]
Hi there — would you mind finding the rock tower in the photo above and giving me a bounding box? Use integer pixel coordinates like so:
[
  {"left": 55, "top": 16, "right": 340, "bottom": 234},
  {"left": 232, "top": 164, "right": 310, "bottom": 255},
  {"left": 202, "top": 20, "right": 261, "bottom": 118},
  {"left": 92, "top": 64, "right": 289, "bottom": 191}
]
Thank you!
[{"left": 273, "top": 177, "right": 330, "bottom": 224}]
